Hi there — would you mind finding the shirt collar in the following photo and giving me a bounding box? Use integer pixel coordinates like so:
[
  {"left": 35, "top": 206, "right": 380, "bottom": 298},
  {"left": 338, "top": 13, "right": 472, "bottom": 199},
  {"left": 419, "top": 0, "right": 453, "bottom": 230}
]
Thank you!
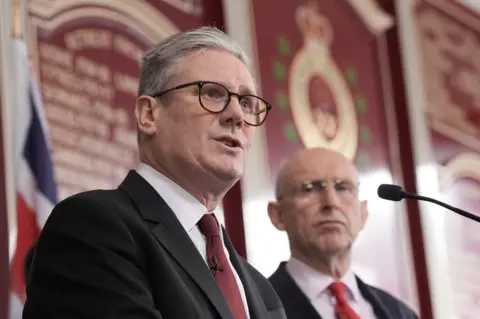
[
  {"left": 285, "top": 257, "right": 361, "bottom": 302},
  {"left": 136, "top": 163, "right": 209, "bottom": 232}
]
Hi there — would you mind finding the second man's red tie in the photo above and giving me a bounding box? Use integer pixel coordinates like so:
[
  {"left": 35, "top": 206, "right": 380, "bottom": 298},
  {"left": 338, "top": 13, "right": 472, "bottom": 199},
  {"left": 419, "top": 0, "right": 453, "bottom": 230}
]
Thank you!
[
  {"left": 329, "top": 282, "right": 360, "bottom": 319},
  {"left": 198, "top": 214, "right": 247, "bottom": 319}
]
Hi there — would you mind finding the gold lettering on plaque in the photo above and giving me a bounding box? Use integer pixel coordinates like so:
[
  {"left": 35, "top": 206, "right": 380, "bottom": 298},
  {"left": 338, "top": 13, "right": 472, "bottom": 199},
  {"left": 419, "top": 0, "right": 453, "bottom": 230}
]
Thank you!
[
  {"left": 39, "top": 42, "right": 73, "bottom": 69},
  {"left": 114, "top": 34, "right": 144, "bottom": 66},
  {"left": 64, "top": 28, "right": 112, "bottom": 51},
  {"left": 75, "top": 56, "right": 111, "bottom": 83},
  {"left": 114, "top": 72, "right": 139, "bottom": 97},
  {"left": 37, "top": 35, "right": 140, "bottom": 200}
]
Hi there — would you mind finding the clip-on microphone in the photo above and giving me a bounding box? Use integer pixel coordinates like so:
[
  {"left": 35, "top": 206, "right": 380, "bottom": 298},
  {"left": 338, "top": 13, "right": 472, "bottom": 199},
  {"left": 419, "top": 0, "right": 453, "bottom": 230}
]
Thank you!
[{"left": 209, "top": 256, "right": 223, "bottom": 275}]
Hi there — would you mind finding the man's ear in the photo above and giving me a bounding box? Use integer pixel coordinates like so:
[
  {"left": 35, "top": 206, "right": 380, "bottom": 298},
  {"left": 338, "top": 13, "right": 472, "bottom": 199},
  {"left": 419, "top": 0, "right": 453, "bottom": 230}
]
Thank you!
[
  {"left": 135, "top": 96, "right": 158, "bottom": 137},
  {"left": 267, "top": 201, "right": 286, "bottom": 231},
  {"left": 359, "top": 200, "right": 369, "bottom": 230}
]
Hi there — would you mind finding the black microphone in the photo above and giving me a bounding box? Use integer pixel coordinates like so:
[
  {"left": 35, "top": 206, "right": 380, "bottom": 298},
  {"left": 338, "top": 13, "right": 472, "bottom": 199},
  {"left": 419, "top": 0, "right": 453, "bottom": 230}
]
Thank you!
[
  {"left": 209, "top": 256, "right": 223, "bottom": 275},
  {"left": 377, "top": 183, "right": 480, "bottom": 223}
]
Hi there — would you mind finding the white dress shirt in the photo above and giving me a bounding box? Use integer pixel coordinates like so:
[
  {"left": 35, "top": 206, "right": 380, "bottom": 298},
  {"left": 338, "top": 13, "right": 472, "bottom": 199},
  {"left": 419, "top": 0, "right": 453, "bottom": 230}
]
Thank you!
[
  {"left": 136, "top": 163, "right": 250, "bottom": 317},
  {"left": 286, "top": 257, "right": 377, "bottom": 319}
]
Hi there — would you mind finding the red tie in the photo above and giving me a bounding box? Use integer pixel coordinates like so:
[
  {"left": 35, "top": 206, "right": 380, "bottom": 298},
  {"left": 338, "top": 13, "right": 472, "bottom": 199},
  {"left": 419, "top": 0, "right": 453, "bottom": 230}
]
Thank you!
[
  {"left": 198, "top": 214, "right": 247, "bottom": 319},
  {"left": 329, "top": 282, "right": 360, "bottom": 319}
]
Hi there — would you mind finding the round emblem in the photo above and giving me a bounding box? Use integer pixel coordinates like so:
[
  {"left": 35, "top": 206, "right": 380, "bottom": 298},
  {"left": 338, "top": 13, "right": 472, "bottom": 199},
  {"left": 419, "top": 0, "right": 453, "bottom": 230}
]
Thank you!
[{"left": 289, "top": 2, "right": 358, "bottom": 159}]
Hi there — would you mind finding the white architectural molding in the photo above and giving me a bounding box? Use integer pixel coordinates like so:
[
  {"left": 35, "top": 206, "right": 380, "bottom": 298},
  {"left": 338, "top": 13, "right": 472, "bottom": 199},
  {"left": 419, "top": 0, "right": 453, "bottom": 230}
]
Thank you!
[
  {"left": 222, "top": 0, "right": 290, "bottom": 276},
  {"left": 396, "top": 0, "right": 454, "bottom": 317},
  {"left": 28, "top": 0, "right": 179, "bottom": 45},
  {"left": 1, "top": 0, "right": 21, "bottom": 262},
  {"left": 347, "top": 0, "right": 394, "bottom": 34}
]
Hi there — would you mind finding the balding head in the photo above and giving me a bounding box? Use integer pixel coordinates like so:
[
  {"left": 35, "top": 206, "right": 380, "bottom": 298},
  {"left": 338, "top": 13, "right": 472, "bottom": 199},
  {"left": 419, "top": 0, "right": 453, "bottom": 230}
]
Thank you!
[{"left": 275, "top": 148, "right": 358, "bottom": 199}]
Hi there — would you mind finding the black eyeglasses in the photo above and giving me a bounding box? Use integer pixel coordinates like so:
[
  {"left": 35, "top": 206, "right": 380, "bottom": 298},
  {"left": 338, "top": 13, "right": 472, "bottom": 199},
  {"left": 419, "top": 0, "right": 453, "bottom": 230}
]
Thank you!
[{"left": 151, "top": 81, "right": 272, "bottom": 126}]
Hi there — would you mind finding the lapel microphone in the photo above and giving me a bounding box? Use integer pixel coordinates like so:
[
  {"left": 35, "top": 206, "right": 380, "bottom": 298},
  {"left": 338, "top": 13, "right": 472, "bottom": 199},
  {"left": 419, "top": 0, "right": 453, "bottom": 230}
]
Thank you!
[
  {"left": 377, "top": 184, "right": 480, "bottom": 223},
  {"left": 209, "top": 256, "right": 223, "bottom": 275}
]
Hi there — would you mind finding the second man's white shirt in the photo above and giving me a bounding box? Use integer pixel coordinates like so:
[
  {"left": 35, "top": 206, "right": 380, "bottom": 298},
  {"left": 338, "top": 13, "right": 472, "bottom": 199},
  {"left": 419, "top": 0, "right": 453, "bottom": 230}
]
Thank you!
[{"left": 286, "top": 257, "right": 377, "bottom": 319}]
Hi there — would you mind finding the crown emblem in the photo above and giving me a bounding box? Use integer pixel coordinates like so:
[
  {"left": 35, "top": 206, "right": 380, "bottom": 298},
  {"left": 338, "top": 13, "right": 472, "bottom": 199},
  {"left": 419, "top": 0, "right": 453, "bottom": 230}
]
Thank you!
[{"left": 295, "top": 2, "right": 333, "bottom": 46}]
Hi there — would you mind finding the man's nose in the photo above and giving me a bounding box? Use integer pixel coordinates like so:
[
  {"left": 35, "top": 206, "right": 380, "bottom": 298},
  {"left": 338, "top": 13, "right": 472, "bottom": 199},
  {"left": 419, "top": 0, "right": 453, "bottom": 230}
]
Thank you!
[
  {"left": 322, "top": 186, "right": 340, "bottom": 206},
  {"left": 220, "top": 96, "right": 244, "bottom": 128}
]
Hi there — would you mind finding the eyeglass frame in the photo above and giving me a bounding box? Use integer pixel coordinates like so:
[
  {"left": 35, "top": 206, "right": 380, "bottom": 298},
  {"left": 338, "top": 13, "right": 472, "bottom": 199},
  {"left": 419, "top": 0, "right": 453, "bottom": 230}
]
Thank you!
[
  {"left": 277, "top": 179, "right": 360, "bottom": 202},
  {"left": 150, "top": 80, "right": 273, "bottom": 126}
]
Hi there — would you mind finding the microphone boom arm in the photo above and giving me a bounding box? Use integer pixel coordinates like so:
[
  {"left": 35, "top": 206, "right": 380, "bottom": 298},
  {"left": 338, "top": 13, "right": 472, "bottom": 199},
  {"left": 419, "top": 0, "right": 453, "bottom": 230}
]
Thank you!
[{"left": 403, "top": 192, "right": 480, "bottom": 223}]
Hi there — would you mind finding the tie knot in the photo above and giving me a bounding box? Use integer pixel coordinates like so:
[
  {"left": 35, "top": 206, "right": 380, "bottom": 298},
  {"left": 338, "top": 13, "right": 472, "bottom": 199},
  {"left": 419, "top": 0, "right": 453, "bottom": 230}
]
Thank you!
[
  {"left": 329, "top": 282, "right": 347, "bottom": 300},
  {"left": 198, "top": 214, "right": 220, "bottom": 238}
]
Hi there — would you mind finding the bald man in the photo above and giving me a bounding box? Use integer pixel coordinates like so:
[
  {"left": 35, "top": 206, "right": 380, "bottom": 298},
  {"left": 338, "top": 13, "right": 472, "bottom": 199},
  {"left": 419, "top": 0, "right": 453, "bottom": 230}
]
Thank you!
[{"left": 267, "top": 148, "right": 418, "bottom": 319}]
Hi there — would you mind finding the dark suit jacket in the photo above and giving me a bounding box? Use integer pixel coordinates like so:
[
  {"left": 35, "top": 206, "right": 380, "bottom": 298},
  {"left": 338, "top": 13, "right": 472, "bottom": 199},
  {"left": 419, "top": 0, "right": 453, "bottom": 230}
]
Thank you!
[
  {"left": 23, "top": 171, "right": 286, "bottom": 319},
  {"left": 269, "top": 262, "right": 418, "bottom": 319}
]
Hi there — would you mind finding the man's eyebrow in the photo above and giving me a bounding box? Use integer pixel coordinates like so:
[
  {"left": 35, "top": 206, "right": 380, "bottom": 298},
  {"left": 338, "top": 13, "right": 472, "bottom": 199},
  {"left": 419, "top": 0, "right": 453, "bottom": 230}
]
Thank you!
[
  {"left": 212, "top": 80, "right": 257, "bottom": 96},
  {"left": 237, "top": 84, "right": 256, "bottom": 95}
]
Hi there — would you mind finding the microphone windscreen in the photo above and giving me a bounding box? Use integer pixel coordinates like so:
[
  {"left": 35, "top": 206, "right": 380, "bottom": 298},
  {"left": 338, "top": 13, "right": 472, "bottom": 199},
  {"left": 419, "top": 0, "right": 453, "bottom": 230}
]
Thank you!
[{"left": 377, "top": 184, "right": 404, "bottom": 201}]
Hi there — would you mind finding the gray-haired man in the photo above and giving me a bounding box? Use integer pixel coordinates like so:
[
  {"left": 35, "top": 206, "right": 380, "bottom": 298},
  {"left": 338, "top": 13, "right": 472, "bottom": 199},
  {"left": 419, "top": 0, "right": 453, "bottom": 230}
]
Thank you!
[{"left": 24, "top": 27, "right": 286, "bottom": 319}]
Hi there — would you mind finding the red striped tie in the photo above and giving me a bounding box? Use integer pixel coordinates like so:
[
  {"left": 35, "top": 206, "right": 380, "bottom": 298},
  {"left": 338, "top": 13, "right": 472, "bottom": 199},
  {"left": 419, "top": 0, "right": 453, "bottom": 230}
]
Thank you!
[{"left": 329, "top": 282, "right": 360, "bottom": 319}]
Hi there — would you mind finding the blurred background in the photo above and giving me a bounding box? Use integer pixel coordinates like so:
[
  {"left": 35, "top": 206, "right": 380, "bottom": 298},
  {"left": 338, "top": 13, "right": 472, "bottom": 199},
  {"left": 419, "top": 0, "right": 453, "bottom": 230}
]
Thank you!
[{"left": 1, "top": 0, "right": 479, "bottom": 318}]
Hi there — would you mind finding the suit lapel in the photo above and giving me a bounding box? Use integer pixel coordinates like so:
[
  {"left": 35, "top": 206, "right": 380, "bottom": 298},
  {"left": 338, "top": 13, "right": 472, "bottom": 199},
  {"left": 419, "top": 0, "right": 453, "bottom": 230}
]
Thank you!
[
  {"left": 271, "top": 262, "right": 322, "bottom": 319},
  {"left": 118, "top": 171, "right": 234, "bottom": 319},
  {"left": 356, "top": 276, "right": 392, "bottom": 319},
  {"left": 222, "top": 229, "right": 266, "bottom": 319}
]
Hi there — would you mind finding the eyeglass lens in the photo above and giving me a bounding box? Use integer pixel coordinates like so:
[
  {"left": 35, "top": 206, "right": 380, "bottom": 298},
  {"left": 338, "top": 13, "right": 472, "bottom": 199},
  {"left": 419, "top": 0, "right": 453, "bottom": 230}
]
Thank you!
[{"left": 199, "top": 82, "right": 268, "bottom": 126}]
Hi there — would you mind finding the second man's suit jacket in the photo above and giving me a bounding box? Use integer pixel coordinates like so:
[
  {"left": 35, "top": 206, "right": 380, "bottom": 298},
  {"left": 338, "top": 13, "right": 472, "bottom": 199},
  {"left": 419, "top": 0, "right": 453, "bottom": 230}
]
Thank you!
[
  {"left": 23, "top": 170, "right": 286, "bottom": 319},
  {"left": 269, "top": 262, "right": 418, "bottom": 319}
]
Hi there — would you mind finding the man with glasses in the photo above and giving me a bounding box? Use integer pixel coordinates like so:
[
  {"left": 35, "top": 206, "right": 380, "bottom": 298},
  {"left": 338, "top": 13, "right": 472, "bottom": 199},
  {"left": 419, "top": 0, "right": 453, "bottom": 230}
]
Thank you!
[
  {"left": 267, "top": 148, "right": 418, "bottom": 319},
  {"left": 24, "top": 27, "right": 285, "bottom": 319}
]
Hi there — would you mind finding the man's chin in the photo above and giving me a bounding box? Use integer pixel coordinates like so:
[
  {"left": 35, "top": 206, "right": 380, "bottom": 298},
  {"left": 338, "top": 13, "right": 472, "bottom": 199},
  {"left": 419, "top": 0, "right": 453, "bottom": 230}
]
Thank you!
[
  {"left": 198, "top": 157, "right": 245, "bottom": 189},
  {"left": 200, "top": 163, "right": 242, "bottom": 188},
  {"left": 208, "top": 160, "right": 244, "bottom": 180},
  {"left": 215, "top": 167, "right": 243, "bottom": 183},
  {"left": 316, "top": 238, "right": 350, "bottom": 255}
]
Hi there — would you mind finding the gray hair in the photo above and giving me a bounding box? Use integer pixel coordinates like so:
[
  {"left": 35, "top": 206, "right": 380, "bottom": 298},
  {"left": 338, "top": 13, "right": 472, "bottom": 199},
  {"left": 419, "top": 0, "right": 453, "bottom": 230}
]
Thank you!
[{"left": 137, "top": 26, "right": 252, "bottom": 97}]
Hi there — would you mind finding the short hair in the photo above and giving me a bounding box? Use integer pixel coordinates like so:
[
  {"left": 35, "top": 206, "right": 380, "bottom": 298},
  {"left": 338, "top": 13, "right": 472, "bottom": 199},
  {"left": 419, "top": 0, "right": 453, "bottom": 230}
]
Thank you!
[{"left": 137, "top": 26, "right": 252, "bottom": 97}]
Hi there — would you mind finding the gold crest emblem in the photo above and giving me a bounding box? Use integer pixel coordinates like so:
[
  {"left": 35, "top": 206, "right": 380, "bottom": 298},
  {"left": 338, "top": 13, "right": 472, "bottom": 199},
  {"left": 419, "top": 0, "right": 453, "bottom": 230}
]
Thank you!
[{"left": 289, "top": 2, "right": 358, "bottom": 159}]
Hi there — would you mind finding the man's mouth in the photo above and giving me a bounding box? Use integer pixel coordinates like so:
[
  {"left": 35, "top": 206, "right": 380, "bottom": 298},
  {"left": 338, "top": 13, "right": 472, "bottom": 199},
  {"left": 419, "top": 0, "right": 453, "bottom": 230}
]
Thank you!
[
  {"left": 215, "top": 136, "right": 241, "bottom": 148},
  {"left": 317, "top": 220, "right": 345, "bottom": 228}
]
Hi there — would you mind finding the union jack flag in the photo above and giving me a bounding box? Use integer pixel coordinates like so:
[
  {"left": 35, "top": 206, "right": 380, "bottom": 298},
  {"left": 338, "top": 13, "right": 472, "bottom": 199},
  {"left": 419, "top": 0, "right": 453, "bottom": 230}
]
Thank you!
[{"left": 9, "top": 37, "right": 57, "bottom": 318}]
